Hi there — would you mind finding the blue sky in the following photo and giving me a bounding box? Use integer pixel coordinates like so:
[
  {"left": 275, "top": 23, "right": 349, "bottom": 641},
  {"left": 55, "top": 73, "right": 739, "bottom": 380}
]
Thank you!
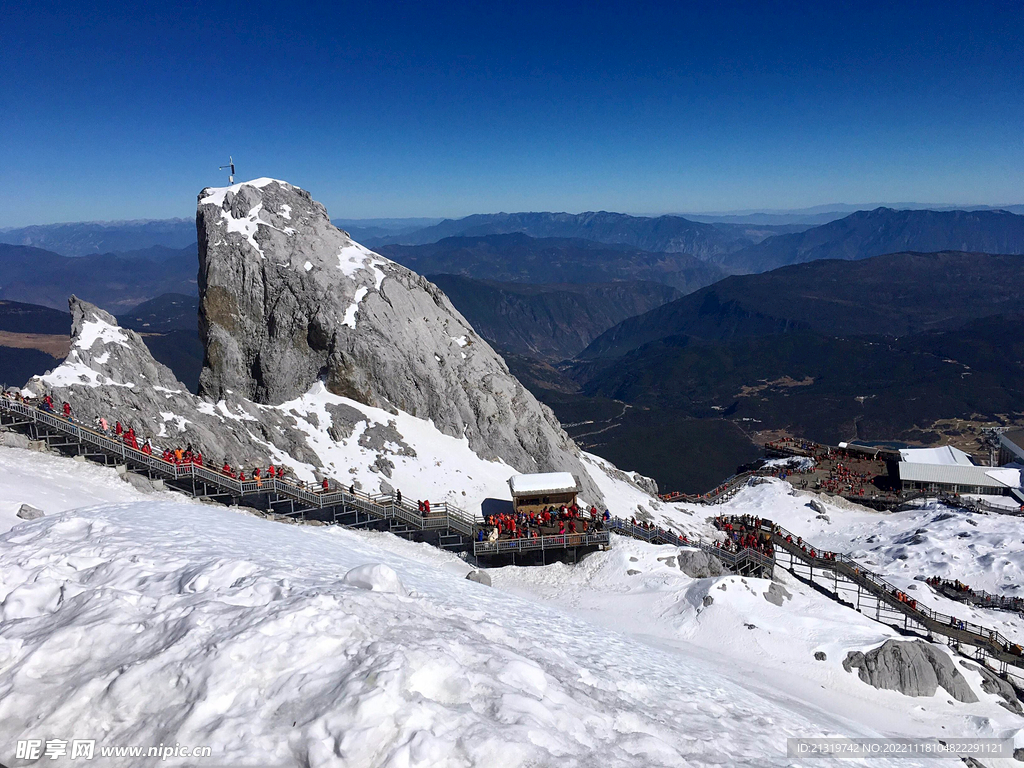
[{"left": 2, "top": 0, "right": 1022, "bottom": 226}]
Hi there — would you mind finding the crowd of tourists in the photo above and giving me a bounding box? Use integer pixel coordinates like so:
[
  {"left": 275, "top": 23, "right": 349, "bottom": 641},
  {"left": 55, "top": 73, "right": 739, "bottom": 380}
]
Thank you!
[
  {"left": 712, "top": 515, "right": 775, "bottom": 557},
  {"left": 888, "top": 587, "right": 918, "bottom": 611},
  {"left": 10, "top": 391, "right": 326, "bottom": 488},
  {"left": 814, "top": 460, "right": 878, "bottom": 496},
  {"left": 778, "top": 531, "right": 839, "bottom": 561},
  {"left": 926, "top": 576, "right": 1024, "bottom": 614},
  {"left": 479, "top": 504, "right": 607, "bottom": 542}
]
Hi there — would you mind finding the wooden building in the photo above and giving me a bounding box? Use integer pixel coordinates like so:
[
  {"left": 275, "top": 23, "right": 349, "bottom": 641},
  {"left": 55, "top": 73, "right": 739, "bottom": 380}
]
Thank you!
[{"left": 508, "top": 472, "right": 580, "bottom": 513}]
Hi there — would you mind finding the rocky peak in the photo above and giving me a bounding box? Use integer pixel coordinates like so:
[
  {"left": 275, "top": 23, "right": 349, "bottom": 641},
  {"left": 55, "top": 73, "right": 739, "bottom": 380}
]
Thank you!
[
  {"left": 196, "top": 179, "right": 606, "bottom": 501},
  {"left": 59, "top": 295, "right": 184, "bottom": 391}
]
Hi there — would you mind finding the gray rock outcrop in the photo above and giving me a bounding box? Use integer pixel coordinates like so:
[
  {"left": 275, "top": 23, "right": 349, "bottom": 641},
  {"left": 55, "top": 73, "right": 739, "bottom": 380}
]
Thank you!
[
  {"left": 195, "top": 179, "right": 606, "bottom": 503},
  {"left": 842, "top": 640, "right": 978, "bottom": 702},
  {"left": 0, "top": 430, "right": 33, "bottom": 450},
  {"left": 16, "top": 504, "right": 44, "bottom": 520},
  {"left": 24, "top": 297, "right": 323, "bottom": 474},
  {"left": 122, "top": 472, "right": 160, "bottom": 494},
  {"left": 465, "top": 570, "right": 492, "bottom": 586},
  {"left": 676, "top": 548, "right": 725, "bottom": 579},
  {"left": 961, "top": 661, "right": 1023, "bottom": 714},
  {"left": 627, "top": 471, "right": 659, "bottom": 496},
  {"left": 763, "top": 582, "right": 792, "bottom": 606}
]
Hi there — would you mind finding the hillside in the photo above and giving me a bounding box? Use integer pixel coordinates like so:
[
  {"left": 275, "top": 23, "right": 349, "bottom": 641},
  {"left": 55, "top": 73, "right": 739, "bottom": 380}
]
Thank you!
[
  {"left": 582, "top": 315, "right": 1024, "bottom": 438},
  {"left": 725, "top": 208, "right": 1024, "bottom": 273},
  {"left": 0, "top": 243, "right": 198, "bottom": 311},
  {"left": 0, "top": 295, "right": 204, "bottom": 394},
  {"left": 368, "top": 211, "right": 744, "bottom": 260},
  {"left": 428, "top": 276, "right": 679, "bottom": 360},
  {"left": 378, "top": 233, "right": 728, "bottom": 293},
  {"left": 118, "top": 292, "right": 198, "bottom": 332},
  {"left": 6, "top": 450, "right": 1021, "bottom": 766},
  {"left": 23, "top": 178, "right": 662, "bottom": 510},
  {"left": 579, "top": 251, "right": 1024, "bottom": 360}
]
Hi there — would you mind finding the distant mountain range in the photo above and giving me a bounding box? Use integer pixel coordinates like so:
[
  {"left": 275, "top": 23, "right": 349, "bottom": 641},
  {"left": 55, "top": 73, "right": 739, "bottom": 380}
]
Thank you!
[
  {"left": 365, "top": 211, "right": 747, "bottom": 260},
  {"left": 721, "top": 208, "right": 1024, "bottom": 273},
  {"left": 547, "top": 250, "right": 1024, "bottom": 491},
  {"left": 680, "top": 202, "right": 1024, "bottom": 227},
  {"left": 578, "top": 250, "right": 1024, "bottom": 360},
  {"left": 8, "top": 205, "right": 1024, "bottom": 277},
  {"left": 0, "top": 243, "right": 198, "bottom": 311},
  {"left": 429, "top": 276, "right": 680, "bottom": 361},
  {"left": 4, "top": 203, "right": 1024, "bottom": 492},
  {"left": 377, "top": 234, "right": 727, "bottom": 294},
  {"left": 369, "top": 207, "right": 1024, "bottom": 276},
  {"left": 0, "top": 218, "right": 196, "bottom": 257},
  {"left": 332, "top": 217, "right": 444, "bottom": 243}
]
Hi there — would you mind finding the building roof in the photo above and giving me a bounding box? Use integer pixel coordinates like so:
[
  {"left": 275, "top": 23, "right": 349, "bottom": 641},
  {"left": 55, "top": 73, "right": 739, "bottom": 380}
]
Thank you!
[
  {"left": 1000, "top": 430, "right": 1024, "bottom": 460},
  {"left": 508, "top": 472, "right": 580, "bottom": 496},
  {"left": 899, "top": 446, "right": 974, "bottom": 466},
  {"left": 897, "top": 462, "right": 1021, "bottom": 489}
]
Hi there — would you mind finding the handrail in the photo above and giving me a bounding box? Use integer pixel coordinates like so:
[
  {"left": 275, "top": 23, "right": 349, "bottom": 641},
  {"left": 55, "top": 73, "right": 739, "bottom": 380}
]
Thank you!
[
  {"left": 606, "top": 517, "right": 774, "bottom": 573},
  {"left": 719, "top": 516, "right": 1023, "bottom": 666},
  {"left": 472, "top": 531, "right": 611, "bottom": 555},
  {"left": 927, "top": 580, "right": 1024, "bottom": 614},
  {"left": 0, "top": 397, "right": 479, "bottom": 538}
]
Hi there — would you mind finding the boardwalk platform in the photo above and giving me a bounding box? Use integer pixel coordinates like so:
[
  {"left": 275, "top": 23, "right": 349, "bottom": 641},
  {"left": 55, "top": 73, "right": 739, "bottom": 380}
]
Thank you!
[
  {"left": 0, "top": 397, "right": 608, "bottom": 564},
  {"left": 719, "top": 516, "right": 1024, "bottom": 681}
]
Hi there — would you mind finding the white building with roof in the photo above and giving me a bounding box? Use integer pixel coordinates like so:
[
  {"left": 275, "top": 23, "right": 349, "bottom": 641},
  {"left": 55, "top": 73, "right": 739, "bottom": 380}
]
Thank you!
[
  {"left": 508, "top": 472, "right": 580, "bottom": 513},
  {"left": 899, "top": 446, "right": 975, "bottom": 466},
  {"left": 896, "top": 462, "right": 1021, "bottom": 495}
]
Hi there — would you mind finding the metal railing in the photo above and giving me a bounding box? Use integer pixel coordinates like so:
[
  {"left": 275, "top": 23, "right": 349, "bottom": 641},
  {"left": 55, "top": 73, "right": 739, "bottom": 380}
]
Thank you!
[
  {"left": 473, "top": 531, "right": 611, "bottom": 555},
  {"left": 660, "top": 471, "right": 757, "bottom": 505},
  {"left": 607, "top": 517, "right": 775, "bottom": 575},
  {"left": 927, "top": 581, "right": 1024, "bottom": 614},
  {"left": 0, "top": 397, "right": 477, "bottom": 539},
  {"left": 720, "top": 516, "right": 1024, "bottom": 667}
]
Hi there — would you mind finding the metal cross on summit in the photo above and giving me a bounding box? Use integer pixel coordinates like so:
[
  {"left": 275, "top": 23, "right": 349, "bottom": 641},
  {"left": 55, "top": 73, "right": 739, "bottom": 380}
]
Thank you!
[{"left": 219, "top": 156, "right": 235, "bottom": 184}]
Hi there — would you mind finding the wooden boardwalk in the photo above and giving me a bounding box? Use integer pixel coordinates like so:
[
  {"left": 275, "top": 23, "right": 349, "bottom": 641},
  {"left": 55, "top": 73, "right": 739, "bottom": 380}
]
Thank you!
[{"left": 0, "top": 397, "right": 609, "bottom": 561}]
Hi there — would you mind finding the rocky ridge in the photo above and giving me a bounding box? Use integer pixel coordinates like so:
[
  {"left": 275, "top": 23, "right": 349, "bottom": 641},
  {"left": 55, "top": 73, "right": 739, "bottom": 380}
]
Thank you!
[
  {"left": 196, "top": 179, "right": 605, "bottom": 501},
  {"left": 842, "top": 639, "right": 978, "bottom": 702}
]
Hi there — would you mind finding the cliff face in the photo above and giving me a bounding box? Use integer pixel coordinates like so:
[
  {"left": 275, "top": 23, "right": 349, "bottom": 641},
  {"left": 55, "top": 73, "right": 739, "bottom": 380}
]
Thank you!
[
  {"left": 24, "top": 296, "right": 328, "bottom": 473},
  {"left": 196, "top": 179, "right": 604, "bottom": 501}
]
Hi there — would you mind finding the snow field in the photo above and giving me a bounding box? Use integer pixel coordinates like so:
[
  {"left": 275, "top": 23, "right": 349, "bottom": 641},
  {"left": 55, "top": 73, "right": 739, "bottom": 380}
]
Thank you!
[
  {"left": 0, "top": 446, "right": 193, "bottom": 534},
  {"left": 494, "top": 532, "right": 1024, "bottom": 754},
  {"left": 0, "top": 498, "right": 935, "bottom": 768}
]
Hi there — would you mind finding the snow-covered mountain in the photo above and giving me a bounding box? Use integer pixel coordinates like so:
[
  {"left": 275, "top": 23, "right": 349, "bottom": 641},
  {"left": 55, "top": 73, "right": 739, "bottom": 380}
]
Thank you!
[
  {"left": 0, "top": 449, "right": 1021, "bottom": 766},
  {"left": 5, "top": 178, "right": 1024, "bottom": 765},
  {"left": 21, "top": 179, "right": 665, "bottom": 514}
]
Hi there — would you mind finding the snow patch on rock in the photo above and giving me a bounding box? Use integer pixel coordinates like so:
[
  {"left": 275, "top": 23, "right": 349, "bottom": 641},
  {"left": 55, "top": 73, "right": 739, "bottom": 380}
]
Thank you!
[
  {"left": 342, "top": 286, "right": 369, "bottom": 329},
  {"left": 198, "top": 177, "right": 289, "bottom": 207},
  {"left": 75, "top": 317, "right": 129, "bottom": 352}
]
